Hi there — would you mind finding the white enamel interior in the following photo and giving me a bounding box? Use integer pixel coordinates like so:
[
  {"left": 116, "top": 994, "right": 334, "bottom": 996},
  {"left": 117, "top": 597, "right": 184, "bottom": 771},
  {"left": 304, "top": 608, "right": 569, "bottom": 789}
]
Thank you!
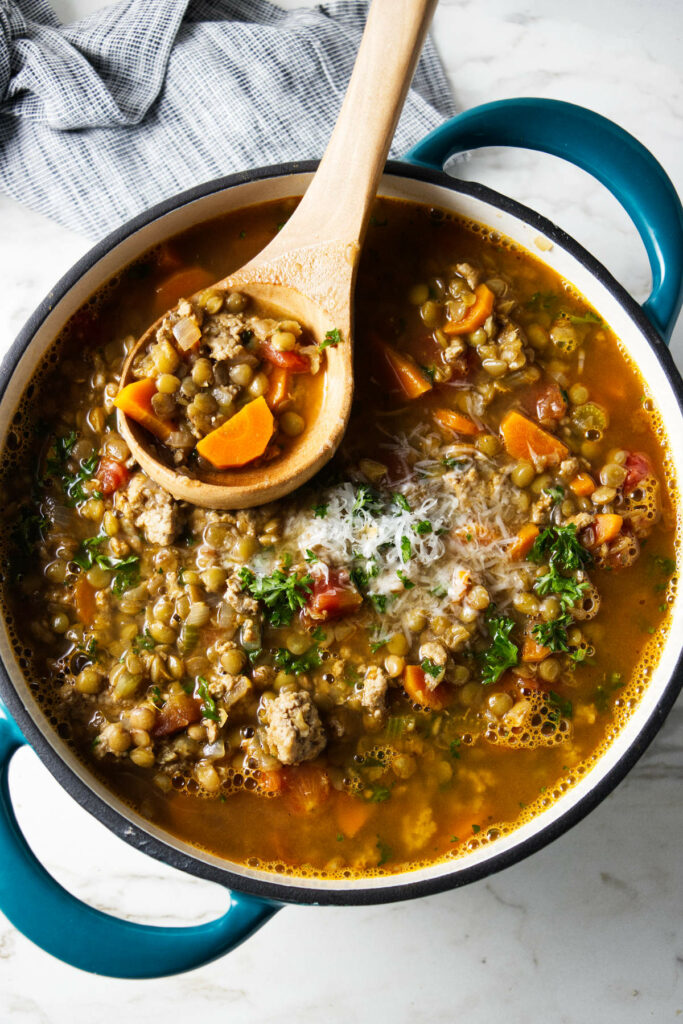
[{"left": 1, "top": 170, "right": 681, "bottom": 896}]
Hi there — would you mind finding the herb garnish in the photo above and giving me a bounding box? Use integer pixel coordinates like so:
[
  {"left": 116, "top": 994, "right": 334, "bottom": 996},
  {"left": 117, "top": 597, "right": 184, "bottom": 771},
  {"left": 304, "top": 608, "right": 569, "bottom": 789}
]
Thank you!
[
  {"left": 412, "top": 520, "right": 432, "bottom": 536},
  {"left": 481, "top": 615, "right": 518, "bottom": 685},
  {"left": 73, "top": 535, "right": 140, "bottom": 594},
  {"left": 312, "top": 503, "right": 329, "bottom": 518},
  {"left": 319, "top": 327, "right": 342, "bottom": 350},
  {"left": 421, "top": 658, "right": 442, "bottom": 679},
  {"left": 132, "top": 629, "right": 156, "bottom": 653},
  {"left": 238, "top": 567, "right": 312, "bottom": 627},
  {"left": 400, "top": 536, "right": 412, "bottom": 563},
  {"left": 396, "top": 569, "right": 414, "bottom": 589},
  {"left": 352, "top": 484, "right": 384, "bottom": 517},
  {"left": 196, "top": 677, "right": 219, "bottom": 721}
]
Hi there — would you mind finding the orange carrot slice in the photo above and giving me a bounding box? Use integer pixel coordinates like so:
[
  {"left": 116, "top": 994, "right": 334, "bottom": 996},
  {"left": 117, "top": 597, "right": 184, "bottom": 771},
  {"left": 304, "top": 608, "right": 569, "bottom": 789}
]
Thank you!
[
  {"left": 153, "top": 266, "right": 215, "bottom": 318},
  {"left": 522, "top": 633, "right": 550, "bottom": 662},
  {"left": 500, "top": 409, "right": 568, "bottom": 463},
  {"left": 569, "top": 472, "right": 596, "bottom": 497},
  {"left": 589, "top": 513, "right": 623, "bottom": 547},
  {"left": 443, "top": 284, "right": 495, "bottom": 335},
  {"left": 403, "top": 665, "right": 453, "bottom": 710},
  {"left": 74, "top": 576, "right": 97, "bottom": 627},
  {"left": 282, "top": 763, "right": 331, "bottom": 815},
  {"left": 374, "top": 340, "right": 432, "bottom": 399},
  {"left": 196, "top": 396, "right": 274, "bottom": 468},
  {"left": 335, "top": 793, "right": 374, "bottom": 838},
  {"left": 509, "top": 523, "right": 539, "bottom": 560},
  {"left": 266, "top": 366, "right": 291, "bottom": 410},
  {"left": 114, "top": 378, "right": 174, "bottom": 442},
  {"left": 433, "top": 408, "right": 481, "bottom": 436}
]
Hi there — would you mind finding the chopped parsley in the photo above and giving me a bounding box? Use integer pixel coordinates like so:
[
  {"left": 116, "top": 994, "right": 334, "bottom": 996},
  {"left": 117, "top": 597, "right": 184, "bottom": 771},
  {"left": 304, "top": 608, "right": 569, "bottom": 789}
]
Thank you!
[
  {"left": 369, "top": 785, "right": 391, "bottom": 803},
  {"left": 412, "top": 520, "right": 432, "bottom": 536},
  {"left": 312, "top": 503, "right": 329, "bottom": 519},
  {"left": 304, "top": 549, "right": 319, "bottom": 564},
  {"left": 132, "top": 629, "right": 156, "bottom": 653},
  {"left": 430, "top": 583, "right": 448, "bottom": 599},
  {"left": 376, "top": 837, "right": 393, "bottom": 866},
  {"left": 73, "top": 535, "right": 140, "bottom": 594},
  {"left": 527, "top": 524, "right": 592, "bottom": 572},
  {"left": 274, "top": 644, "right": 322, "bottom": 675},
  {"left": 319, "top": 327, "right": 342, "bottom": 350},
  {"left": 392, "top": 492, "right": 411, "bottom": 513},
  {"left": 400, "top": 536, "right": 412, "bottom": 563},
  {"left": 535, "top": 568, "right": 589, "bottom": 610},
  {"left": 421, "top": 658, "right": 442, "bottom": 679},
  {"left": 449, "top": 738, "right": 461, "bottom": 759},
  {"left": 548, "top": 690, "right": 573, "bottom": 719},
  {"left": 481, "top": 615, "right": 518, "bottom": 685},
  {"left": 396, "top": 569, "right": 414, "bottom": 590},
  {"left": 196, "top": 677, "right": 219, "bottom": 721},
  {"left": 45, "top": 430, "right": 77, "bottom": 476},
  {"left": 368, "top": 593, "right": 387, "bottom": 613},
  {"left": 544, "top": 485, "right": 565, "bottom": 504},
  {"left": 238, "top": 567, "right": 312, "bottom": 627},
  {"left": 12, "top": 506, "right": 50, "bottom": 555},
  {"left": 565, "top": 310, "right": 602, "bottom": 326},
  {"left": 369, "top": 636, "right": 389, "bottom": 654},
  {"left": 352, "top": 484, "right": 384, "bottom": 517}
]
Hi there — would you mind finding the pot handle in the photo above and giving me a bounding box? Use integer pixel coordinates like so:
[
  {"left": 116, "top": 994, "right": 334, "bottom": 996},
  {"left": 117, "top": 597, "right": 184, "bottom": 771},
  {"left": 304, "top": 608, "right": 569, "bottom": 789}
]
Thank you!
[
  {"left": 0, "top": 703, "right": 278, "bottom": 977},
  {"left": 404, "top": 97, "right": 683, "bottom": 342}
]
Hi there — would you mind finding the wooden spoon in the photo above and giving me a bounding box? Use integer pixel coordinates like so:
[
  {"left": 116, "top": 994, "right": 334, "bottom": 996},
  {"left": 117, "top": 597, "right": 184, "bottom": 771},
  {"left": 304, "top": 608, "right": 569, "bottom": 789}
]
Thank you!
[{"left": 118, "top": 0, "right": 439, "bottom": 508}]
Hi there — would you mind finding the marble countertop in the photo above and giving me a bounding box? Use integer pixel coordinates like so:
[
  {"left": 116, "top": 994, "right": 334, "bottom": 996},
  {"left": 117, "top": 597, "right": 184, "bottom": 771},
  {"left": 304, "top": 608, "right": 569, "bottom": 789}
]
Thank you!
[{"left": 0, "top": 0, "right": 681, "bottom": 1020}]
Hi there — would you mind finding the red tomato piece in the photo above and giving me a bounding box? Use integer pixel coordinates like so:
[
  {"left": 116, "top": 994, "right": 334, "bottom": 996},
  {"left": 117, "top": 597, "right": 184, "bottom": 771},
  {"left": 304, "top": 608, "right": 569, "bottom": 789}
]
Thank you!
[
  {"left": 96, "top": 457, "right": 131, "bottom": 494},
  {"left": 623, "top": 451, "right": 652, "bottom": 494},
  {"left": 534, "top": 381, "right": 567, "bottom": 423},
  {"left": 260, "top": 341, "right": 310, "bottom": 373},
  {"left": 307, "top": 570, "right": 363, "bottom": 621}
]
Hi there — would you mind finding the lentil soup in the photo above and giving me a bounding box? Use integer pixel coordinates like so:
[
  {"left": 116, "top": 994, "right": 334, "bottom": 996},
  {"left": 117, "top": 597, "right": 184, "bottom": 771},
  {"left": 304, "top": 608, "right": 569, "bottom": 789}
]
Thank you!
[{"left": 1, "top": 197, "right": 677, "bottom": 878}]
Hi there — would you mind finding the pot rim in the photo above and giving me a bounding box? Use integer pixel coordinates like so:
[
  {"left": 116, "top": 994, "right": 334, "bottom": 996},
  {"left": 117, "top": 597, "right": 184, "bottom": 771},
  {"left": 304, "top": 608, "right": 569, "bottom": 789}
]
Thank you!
[{"left": 1, "top": 158, "right": 681, "bottom": 908}]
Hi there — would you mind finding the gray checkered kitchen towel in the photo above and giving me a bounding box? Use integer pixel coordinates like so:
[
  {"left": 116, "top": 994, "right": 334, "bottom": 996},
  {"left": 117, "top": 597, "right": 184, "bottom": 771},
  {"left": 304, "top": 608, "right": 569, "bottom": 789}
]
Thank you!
[{"left": 0, "top": 0, "right": 454, "bottom": 239}]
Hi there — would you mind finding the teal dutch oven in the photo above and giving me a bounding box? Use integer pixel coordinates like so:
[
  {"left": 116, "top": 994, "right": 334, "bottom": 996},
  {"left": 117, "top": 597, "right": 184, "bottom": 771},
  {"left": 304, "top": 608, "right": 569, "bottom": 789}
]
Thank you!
[{"left": 0, "top": 98, "right": 682, "bottom": 978}]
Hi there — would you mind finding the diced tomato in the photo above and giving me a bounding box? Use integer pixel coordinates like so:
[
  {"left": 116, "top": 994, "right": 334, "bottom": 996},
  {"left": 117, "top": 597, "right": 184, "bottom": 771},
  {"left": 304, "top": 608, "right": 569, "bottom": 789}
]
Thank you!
[
  {"left": 260, "top": 341, "right": 310, "bottom": 373},
  {"left": 281, "top": 763, "right": 331, "bottom": 814},
  {"left": 523, "top": 380, "right": 567, "bottom": 423},
  {"left": 307, "top": 570, "right": 363, "bottom": 621},
  {"left": 623, "top": 451, "right": 652, "bottom": 494},
  {"left": 96, "top": 457, "right": 131, "bottom": 494},
  {"left": 151, "top": 694, "right": 203, "bottom": 738}
]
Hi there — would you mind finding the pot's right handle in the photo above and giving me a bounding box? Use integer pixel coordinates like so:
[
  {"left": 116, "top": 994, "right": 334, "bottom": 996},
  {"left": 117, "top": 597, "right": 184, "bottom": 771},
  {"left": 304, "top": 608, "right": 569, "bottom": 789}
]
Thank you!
[
  {"left": 404, "top": 97, "right": 683, "bottom": 342},
  {"left": 0, "top": 704, "right": 278, "bottom": 977}
]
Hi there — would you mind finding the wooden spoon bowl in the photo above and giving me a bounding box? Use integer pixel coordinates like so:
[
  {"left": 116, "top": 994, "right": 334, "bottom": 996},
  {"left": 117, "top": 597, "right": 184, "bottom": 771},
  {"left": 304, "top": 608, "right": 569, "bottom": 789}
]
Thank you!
[{"left": 118, "top": 0, "right": 438, "bottom": 509}]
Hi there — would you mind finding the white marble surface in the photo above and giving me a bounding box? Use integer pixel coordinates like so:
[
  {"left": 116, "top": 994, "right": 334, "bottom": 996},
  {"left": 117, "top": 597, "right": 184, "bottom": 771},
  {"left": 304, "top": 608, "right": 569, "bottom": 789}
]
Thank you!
[{"left": 1, "top": 0, "right": 682, "bottom": 1019}]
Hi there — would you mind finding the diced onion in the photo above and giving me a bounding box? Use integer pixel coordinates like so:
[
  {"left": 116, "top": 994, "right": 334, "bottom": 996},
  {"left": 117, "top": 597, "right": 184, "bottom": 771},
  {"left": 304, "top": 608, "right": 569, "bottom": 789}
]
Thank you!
[
  {"left": 186, "top": 601, "right": 211, "bottom": 627},
  {"left": 173, "top": 317, "right": 201, "bottom": 351}
]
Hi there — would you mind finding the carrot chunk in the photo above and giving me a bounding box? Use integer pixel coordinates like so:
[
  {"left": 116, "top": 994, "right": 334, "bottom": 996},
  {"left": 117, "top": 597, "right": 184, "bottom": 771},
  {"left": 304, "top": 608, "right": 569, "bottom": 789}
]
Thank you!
[
  {"left": 373, "top": 340, "right": 432, "bottom": 399},
  {"left": 433, "top": 408, "right": 481, "bottom": 436},
  {"left": 114, "top": 378, "right": 174, "bottom": 442},
  {"left": 403, "top": 665, "right": 453, "bottom": 710},
  {"left": 266, "top": 366, "right": 291, "bottom": 410},
  {"left": 261, "top": 342, "right": 310, "bottom": 373},
  {"left": 196, "top": 396, "right": 274, "bottom": 468},
  {"left": 499, "top": 409, "right": 568, "bottom": 463},
  {"left": 74, "top": 576, "right": 97, "bottom": 627},
  {"left": 282, "top": 763, "right": 331, "bottom": 815},
  {"left": 522, "top": 633, "right": 550, "bottom": 662},
  {"left": 509, "top": 523, "right": 539, "bottom": 560},
  {"left": 153, "top": 266, "right": 215, "bottom": 318},
  {"left": 335, "top": 793, "right": 374, "bottom": 838},
  {"left": 152, "top": 694, "right": 203, "bottom": 738},
  {"left": 443, "top": 284, "right": 495, "bottom": 335},
  {"left": 588, "top": 513, "right": 623, "bottom": 547},
  {"left": 569, "top": 472, "right": 596, "bottom": 497}
]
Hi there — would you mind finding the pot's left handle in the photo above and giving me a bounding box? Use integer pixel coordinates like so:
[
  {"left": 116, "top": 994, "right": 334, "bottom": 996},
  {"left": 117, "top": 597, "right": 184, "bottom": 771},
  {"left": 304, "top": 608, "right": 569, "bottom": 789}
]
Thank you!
[{"left": 0, "top": 704, "right": 278, "bottom": 977}]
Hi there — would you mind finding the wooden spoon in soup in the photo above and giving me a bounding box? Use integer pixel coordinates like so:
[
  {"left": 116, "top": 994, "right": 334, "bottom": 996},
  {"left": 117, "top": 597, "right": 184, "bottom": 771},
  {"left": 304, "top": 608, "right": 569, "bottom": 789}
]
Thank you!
[{"left": 116, "top": 0, "right": 438, "bottom": 509}]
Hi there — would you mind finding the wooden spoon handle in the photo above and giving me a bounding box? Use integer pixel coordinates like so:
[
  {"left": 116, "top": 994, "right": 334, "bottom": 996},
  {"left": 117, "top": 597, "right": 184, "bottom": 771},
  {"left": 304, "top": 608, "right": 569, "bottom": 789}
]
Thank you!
[{"left": 257, "top": 0, "right": 439, "bottom": 261}]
